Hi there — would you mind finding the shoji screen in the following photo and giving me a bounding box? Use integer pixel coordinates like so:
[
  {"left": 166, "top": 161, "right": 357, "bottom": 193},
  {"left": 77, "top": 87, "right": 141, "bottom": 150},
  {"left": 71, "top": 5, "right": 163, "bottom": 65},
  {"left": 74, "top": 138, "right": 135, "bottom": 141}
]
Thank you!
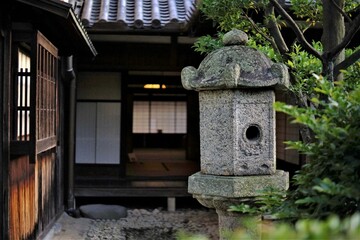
[
  {"left": 75, "top": 102, "right": 121, "bottom": 164},
  {"left": 75, "top": 71, "right": 121, "bottom": 164}
]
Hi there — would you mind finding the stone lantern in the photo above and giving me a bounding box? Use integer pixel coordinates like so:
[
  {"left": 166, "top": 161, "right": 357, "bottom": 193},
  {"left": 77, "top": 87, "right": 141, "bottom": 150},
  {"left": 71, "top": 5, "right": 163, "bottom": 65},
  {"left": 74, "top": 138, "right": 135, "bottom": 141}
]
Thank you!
[{"left": 182, "top": 30, "right": 289, "bottom": 238}]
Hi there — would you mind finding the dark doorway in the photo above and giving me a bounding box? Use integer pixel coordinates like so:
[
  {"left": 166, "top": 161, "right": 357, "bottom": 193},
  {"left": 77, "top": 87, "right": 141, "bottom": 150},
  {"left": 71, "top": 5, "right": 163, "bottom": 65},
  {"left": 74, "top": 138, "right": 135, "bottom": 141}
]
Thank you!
[{"left": 127, "top": 74, "right": 199, "bottom": 178}]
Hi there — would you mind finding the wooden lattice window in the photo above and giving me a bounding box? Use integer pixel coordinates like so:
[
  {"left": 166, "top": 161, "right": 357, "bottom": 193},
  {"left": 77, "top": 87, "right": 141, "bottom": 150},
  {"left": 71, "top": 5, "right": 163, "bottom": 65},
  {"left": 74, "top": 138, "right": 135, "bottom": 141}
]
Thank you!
[
  {"left": 13, "top": 50, "right": 31, "bottom": 141},
  {"left": 35, "top": 32, "right": 58, "bottom": 155},
  {"left": 11, "top": 31, "right": 58, "bottom": 162}
]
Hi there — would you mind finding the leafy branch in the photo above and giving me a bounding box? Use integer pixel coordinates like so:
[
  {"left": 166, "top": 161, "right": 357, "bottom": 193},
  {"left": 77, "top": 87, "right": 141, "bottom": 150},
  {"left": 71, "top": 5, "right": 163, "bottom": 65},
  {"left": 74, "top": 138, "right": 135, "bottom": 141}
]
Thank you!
[{"left": 269, "top": 0, "right": 322, "bottom": 59}]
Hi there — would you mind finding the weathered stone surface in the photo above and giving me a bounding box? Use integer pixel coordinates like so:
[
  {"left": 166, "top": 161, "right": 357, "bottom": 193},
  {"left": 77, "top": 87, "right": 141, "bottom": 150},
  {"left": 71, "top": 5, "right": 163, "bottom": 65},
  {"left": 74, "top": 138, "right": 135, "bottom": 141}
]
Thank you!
[
  {"left": 199, "top": 89, "right": 275, "bottom": 175},
  {"left": 188, "top": 171, "right": 289, "bottom": 240},
  {"left": 188, "top": 171, "right": 289, "bottom": 198},
  {"left": 181, "top": 30, "right": 289, "bottom": 91},
  {"left": 79, "top": 204, "right": 127, "bottom": 220},
  {"left": 183, "top": 31, "right": 290, "bottom": 238},
  {"left": 222, "top": 29, "right": 248, "bottom": 46}
]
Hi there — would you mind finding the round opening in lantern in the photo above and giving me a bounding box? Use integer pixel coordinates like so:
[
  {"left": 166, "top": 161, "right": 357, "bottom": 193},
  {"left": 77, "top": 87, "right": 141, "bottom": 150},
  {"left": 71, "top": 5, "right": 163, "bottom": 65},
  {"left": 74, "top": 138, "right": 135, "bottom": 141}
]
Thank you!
[{"left": 245, "top": 125, "right": 261, "bottom": 141}]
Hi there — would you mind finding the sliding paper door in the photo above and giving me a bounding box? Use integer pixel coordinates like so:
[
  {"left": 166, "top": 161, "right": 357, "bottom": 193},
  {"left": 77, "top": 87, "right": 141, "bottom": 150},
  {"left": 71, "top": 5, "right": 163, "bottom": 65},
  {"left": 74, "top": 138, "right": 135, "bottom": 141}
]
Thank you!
[
  {"left": 75, "top": 102, "right": 120, "bottom": 164},
  {"left": 95, "top": 102, "right": 121, "bottom": 164},
  {"left": 75, "top": 102, "right": 96, "bottom": 164}
]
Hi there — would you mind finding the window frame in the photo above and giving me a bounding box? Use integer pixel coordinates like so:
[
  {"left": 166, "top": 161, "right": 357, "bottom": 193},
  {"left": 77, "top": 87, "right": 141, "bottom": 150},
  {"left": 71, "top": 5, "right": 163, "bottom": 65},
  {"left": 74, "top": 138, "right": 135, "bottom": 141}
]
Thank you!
[
  {"left": 132, "top": 100, "right": 187, "bottom": 134},
  {"left": 10, "top": 29, "right": 59, "bottom": 163}
]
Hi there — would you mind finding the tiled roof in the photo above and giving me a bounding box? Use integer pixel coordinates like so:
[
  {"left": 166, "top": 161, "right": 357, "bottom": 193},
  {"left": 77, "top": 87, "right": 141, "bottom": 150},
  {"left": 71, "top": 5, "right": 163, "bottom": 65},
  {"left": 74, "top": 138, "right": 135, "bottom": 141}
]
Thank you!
[
  {"left": 81, "top": 0, "right": 197, "bottom": 30},
  {"left": 16, "top": 0, "right": 97, "bottom": 56}
]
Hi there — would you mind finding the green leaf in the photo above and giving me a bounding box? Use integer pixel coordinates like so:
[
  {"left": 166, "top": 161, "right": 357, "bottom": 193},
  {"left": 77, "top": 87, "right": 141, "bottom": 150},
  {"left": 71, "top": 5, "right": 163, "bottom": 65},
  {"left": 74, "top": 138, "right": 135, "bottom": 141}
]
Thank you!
[
  {"left": 313, "top": 87, "right": 327, "bottom": 94},
  {"left": 287, "top": 60, "right": 294, "bottom": 68},
  {"left": 311, "top": 97, "right": 320, "bottom": 104},
  {"left": 295, "top": 197, "right": 317, "bottom": 205}
]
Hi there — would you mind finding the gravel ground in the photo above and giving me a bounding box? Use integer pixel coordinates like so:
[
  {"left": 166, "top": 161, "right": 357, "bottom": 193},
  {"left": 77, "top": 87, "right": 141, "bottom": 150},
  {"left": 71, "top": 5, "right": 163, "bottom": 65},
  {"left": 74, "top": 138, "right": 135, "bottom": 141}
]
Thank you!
[{"left": 45, "top": 208, "right": 219, "bottom": 240}]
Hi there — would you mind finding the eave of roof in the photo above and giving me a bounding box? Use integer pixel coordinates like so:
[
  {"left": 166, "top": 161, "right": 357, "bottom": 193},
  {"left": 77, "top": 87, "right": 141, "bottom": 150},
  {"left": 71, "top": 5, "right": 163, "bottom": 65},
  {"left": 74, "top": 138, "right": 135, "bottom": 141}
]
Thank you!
[
  {"left": 15, "top": 0, "right": 97, "bottom": 56},
  {"left": 81, "top": 0, "right": 199, "bottom": 33}
]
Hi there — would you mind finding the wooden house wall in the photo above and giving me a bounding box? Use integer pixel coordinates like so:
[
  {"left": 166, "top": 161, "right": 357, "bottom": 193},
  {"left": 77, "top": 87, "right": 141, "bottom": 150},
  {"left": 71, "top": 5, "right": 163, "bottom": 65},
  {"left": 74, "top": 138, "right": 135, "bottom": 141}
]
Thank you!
[
  {"left": 1, "top": 10, "right": 12, "bottom": 240},
  {"left": 79, "top": 41, "right": 203, "bottom": 71},
  {"left": 276, "top": 92, "right": 300, "bottom": 165},
  {"left": 9, "top": 149, "right": 63, "bottom": 240},
  {"left": 9, "top": 155, "right": 37, "bottom": 240},
  {"left": 0, "top": 16, "right": 6, "bottom": 240},
  {"left": 77, "top": 40, "right": 203, "bottom": 163},
  {"left": 87, "top": 40, "right": 299, "bottom": 165},
  {"left": 79, "top": 40, "right": 300, "bottom": 164}
]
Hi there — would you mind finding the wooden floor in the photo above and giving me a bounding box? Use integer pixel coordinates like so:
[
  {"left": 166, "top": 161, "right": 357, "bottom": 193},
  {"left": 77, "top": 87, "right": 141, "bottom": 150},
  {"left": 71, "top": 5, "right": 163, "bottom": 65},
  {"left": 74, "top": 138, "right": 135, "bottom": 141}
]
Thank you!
[
  {"left": 126, "top": 148, "right": 198, "bottom": 177},
  {"left": 74, "top": 148, "right": 199, "bottom": 198}
]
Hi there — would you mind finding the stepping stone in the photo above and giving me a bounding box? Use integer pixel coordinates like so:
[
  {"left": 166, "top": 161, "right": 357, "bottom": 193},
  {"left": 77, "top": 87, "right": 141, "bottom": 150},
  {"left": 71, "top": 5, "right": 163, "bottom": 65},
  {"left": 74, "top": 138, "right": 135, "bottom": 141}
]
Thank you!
[{"left": 79, "top": 204, "right": 127, "bottom": 219}]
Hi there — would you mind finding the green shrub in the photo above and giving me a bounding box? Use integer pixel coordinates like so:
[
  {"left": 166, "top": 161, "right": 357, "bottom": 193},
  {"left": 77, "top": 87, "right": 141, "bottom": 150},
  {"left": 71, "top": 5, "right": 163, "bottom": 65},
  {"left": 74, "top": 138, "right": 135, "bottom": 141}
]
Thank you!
[
  {"left": 177, "top": 213, "right": 360, "bottom": 240},
  {"left": 229, "top": 213, "right": 360, "bottom": 240},
  {"left": 273, "top": 75, "right": 360, "bottom": 219},
  {"left": 231, "top": 73, "right": 360, "bottom": 220}
]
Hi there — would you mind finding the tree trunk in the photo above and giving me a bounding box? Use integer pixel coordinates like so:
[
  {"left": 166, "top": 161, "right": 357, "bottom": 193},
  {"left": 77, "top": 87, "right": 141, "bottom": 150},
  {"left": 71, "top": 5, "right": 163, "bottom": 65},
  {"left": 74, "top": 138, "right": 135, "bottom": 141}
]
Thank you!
[{"left": 321, "top": 0, "right": 345, "bottom": 81}]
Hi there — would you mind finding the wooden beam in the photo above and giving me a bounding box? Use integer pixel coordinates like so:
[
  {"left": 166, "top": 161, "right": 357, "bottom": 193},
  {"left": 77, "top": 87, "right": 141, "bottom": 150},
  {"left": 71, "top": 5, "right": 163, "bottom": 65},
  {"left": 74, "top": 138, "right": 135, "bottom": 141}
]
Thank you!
[{"left": 74, "top": 187, "right": 191, "bottom": 197}]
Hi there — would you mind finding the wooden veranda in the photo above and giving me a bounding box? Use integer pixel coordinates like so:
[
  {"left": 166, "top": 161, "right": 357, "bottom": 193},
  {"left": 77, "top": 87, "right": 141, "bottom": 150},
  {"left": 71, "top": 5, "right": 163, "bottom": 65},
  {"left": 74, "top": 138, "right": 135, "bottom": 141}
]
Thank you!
[{"left": 74, "top": 148, "right": 199, "bottom": 198}]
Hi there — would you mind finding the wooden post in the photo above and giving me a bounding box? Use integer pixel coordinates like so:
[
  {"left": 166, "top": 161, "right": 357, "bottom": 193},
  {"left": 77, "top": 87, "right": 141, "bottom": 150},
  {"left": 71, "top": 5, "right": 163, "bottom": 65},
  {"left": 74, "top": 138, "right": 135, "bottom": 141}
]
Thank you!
[{"left": 1, "top": 19, "right": 12, "bottom": 240}]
